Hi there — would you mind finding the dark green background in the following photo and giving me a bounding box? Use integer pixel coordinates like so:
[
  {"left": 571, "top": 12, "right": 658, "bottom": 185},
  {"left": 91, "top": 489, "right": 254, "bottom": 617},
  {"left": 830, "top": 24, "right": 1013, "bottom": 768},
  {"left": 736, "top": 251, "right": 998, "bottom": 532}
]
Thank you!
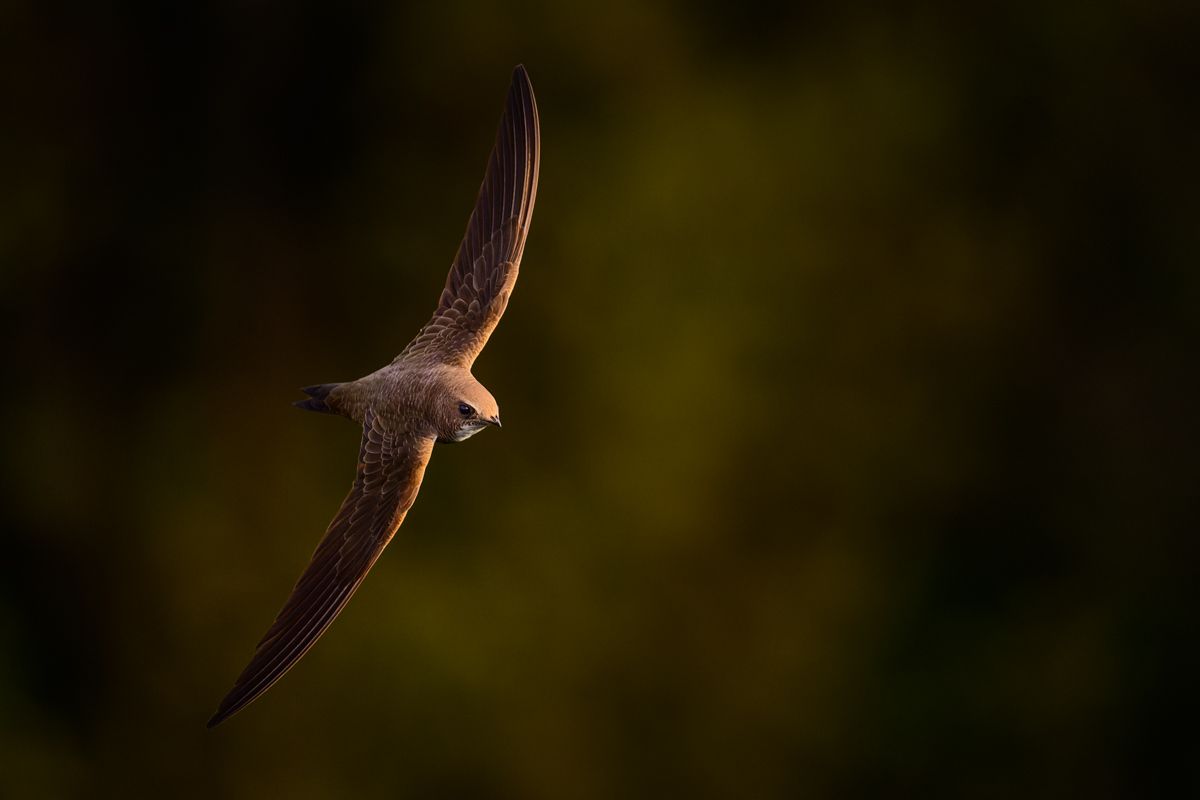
[{"left": 2, "top": 1, "right": 1197, "bottom": 797}]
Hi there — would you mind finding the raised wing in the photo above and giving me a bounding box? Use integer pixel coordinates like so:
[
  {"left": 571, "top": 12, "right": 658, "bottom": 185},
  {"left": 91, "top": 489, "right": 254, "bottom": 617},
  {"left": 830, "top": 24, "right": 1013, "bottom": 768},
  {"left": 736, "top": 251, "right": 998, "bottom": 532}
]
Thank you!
[
  {"left": 207, "top": 412, "right": 434, "bottom": 727},
  {"left": 397, "top": 64, "right": 540, "bottom": 368}
]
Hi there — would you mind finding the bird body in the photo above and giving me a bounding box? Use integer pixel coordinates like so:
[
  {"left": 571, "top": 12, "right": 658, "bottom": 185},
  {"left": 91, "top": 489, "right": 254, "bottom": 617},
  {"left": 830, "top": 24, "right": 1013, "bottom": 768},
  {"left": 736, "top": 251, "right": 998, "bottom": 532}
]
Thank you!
[
  {"left": 304, "top": 362, "right": 501, "bottom": 444},
  {"left": 208, "top": 65, "right": 539, "bottom": 728}
]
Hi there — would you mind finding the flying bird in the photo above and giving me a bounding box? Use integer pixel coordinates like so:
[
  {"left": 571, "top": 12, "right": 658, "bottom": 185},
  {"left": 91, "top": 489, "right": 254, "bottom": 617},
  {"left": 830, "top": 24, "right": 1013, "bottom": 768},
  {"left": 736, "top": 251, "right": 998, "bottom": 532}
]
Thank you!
[{"left": 208, "top": 66, "right": 539, "bottom": 727}]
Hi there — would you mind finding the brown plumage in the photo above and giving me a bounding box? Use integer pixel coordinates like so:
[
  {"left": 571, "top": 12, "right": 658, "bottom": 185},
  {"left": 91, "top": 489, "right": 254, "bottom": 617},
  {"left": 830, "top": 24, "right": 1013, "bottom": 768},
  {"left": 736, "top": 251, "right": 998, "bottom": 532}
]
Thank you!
[{"left": 207, "top": 65, "right": 539, "bottom": 728}]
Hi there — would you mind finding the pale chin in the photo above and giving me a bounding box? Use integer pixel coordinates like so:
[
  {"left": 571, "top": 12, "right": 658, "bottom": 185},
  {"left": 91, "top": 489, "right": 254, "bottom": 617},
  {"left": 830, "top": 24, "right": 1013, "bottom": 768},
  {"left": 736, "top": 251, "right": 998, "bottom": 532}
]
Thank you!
[{"left": 451, "top": 421, "right": 488, "bottom": 442}]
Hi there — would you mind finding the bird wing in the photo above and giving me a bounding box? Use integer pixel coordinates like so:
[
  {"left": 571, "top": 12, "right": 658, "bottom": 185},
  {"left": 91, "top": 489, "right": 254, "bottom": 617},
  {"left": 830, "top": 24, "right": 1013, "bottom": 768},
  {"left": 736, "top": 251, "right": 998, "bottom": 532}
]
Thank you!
[
  {"left": 397, "top": 64, "right": 540, "bottom": 368},
  {"left": 207, "top": 411, "right": 434, "bottom": 727}
]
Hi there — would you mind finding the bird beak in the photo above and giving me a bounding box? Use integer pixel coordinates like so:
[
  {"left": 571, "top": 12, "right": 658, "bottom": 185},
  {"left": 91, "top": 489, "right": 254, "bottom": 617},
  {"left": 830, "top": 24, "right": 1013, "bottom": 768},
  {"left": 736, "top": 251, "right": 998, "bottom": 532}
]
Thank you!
[{"left": 486, "top": 415, "right": 502, "bottom": 428}]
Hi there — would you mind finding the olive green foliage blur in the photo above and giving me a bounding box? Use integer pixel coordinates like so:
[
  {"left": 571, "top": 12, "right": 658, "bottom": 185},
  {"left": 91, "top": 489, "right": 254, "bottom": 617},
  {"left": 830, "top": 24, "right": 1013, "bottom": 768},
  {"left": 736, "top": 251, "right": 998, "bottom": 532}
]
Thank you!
[{"left": 1, "top": 1, "right": 1196, "bottom": 797}]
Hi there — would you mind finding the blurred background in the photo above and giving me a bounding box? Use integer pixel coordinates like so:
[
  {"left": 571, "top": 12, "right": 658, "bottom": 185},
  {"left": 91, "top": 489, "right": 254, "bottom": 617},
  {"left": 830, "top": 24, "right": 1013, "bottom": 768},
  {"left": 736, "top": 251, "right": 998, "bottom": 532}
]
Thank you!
[{"left": 1, "top": 1, "right": 1197, "bottom": 797}]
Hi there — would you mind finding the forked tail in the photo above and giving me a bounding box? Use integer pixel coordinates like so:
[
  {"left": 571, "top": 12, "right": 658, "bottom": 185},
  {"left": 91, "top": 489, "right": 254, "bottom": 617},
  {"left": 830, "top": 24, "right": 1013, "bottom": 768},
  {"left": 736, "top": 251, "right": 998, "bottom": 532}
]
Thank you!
[{"left": 293, "top": 383, "right": 342, "bottom": 414}]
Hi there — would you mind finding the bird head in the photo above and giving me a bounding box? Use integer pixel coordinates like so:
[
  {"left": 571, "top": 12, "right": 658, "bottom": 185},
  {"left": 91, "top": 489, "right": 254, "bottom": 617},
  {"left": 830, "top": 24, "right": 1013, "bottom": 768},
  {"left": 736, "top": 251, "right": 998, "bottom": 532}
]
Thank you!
[{"left": 435, "top": 375, "right": 501, "bottom": 443}]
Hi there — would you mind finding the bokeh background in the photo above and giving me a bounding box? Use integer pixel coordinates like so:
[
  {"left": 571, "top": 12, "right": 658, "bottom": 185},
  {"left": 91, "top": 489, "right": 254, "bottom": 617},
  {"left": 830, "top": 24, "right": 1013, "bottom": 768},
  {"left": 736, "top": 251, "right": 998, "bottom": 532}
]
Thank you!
[{"left": 2, "top": 1, "right": 1197, "bottom": 797}]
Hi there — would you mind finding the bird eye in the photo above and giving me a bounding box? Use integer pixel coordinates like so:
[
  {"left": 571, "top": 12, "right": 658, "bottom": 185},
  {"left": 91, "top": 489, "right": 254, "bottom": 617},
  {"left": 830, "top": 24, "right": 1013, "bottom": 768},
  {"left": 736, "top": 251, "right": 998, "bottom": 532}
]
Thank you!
[{"left": 458, "top": 403, "right": 474, "bottom": 417}]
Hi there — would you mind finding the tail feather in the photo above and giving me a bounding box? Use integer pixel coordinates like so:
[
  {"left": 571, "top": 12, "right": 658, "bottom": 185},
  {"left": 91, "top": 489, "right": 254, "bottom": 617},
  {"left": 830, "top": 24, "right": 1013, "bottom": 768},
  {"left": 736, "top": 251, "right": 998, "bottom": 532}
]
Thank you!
[{"left": 293, "top": 383, "right": 342, "bottom": 414}]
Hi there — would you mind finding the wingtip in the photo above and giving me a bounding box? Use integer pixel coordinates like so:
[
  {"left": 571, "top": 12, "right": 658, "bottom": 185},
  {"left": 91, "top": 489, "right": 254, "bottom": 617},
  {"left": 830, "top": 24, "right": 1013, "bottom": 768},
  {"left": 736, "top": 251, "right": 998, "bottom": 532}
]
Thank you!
[
  {"left": 207, "top": 695, "right": 241, "bottom": 729},
  {"left": 508, "top": 64, "right": 538, "bottom": 142},
  {"left": 207, "top": 689, "right": 241, "bottom": 728}
]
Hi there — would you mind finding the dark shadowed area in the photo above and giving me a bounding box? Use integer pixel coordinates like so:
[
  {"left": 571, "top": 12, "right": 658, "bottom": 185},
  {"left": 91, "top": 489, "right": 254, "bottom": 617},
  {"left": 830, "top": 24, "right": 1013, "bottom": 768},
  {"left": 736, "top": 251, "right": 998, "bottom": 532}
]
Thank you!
[{"left": 1, "top": 1, "right": 1197, "bottom": 797}]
